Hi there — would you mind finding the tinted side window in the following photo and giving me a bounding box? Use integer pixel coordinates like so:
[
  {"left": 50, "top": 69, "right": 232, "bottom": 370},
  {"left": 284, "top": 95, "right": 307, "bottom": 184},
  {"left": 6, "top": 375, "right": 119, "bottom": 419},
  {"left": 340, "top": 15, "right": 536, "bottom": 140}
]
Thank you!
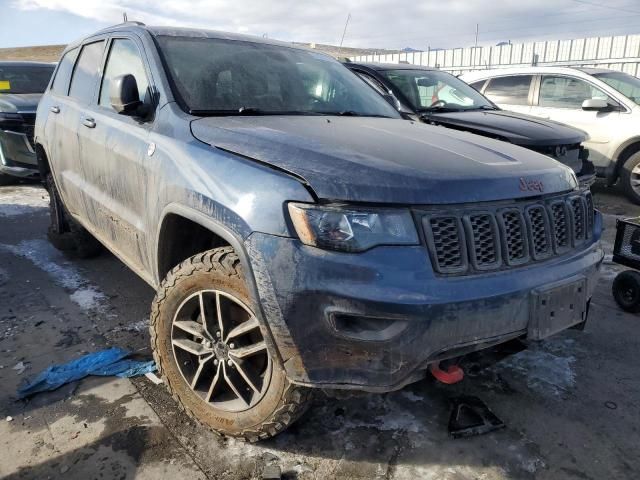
[
  {"left": 99, "top": 39, "right": 150, "bottom": 107},
  {"left": 51, "top": 48, "right": 79, "bottom": 95},
  {"left": 484, "top": 75, "right": 532, "bottom": 105},
  {"left": 69, "top": 41, "right": 105, "bottom": 104},
  {"left": 539, "top": 75, "right": 613, "bottom": 109},
  {"left": 469, "top": 80, "right": 486, "bottom": 91}
]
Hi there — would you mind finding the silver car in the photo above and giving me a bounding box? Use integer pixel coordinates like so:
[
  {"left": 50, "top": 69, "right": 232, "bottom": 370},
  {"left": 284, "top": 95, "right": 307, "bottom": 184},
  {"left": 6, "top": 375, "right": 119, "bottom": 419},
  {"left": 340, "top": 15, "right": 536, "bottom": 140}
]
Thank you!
[{"left": 463, "top": 67, "right": 640, "bottom": 203}]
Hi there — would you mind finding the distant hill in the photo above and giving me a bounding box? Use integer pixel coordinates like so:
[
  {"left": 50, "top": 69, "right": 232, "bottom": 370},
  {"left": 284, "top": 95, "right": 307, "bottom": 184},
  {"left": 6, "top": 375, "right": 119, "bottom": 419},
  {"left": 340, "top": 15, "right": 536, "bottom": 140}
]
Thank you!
[
  {"left": 0, "top": 42, "right": 393, "bottom": 63},
  {"left": 0, "top": 44, "right": 65, "bottom": 62}
]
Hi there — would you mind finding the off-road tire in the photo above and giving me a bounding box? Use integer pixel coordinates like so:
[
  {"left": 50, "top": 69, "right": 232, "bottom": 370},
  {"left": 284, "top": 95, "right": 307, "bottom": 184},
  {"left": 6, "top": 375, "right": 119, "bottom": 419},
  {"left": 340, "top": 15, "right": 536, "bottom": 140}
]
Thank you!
[
  {"left": 150, "top": 247, "right": 313, "bottom": 441},
  {"left": 612, "top": 270, "right": 640, "bottom": 313},
  {"left": 45, "top": 173, "right": 102, "bottom": 258},
  {"left": 620, "top": 151, "right": 640, "bottom": 205}
]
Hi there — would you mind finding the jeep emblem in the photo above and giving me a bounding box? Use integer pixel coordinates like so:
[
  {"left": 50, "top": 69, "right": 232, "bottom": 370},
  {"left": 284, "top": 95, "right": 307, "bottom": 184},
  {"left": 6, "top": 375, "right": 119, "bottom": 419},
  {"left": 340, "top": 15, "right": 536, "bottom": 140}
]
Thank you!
[{"left": 519, "top": 177, "right": 544, "bottom": 193}]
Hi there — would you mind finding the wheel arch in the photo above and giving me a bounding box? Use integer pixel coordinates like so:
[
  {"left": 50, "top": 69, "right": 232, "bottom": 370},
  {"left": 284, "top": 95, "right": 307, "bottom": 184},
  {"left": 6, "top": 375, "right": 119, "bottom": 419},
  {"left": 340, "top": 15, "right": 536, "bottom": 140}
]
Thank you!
[
  {"left": 155, "top": 203, "right": 285, "bottom": 366},
  {"left": 611, "top": 137, "right": 640, "bottom": 182}
]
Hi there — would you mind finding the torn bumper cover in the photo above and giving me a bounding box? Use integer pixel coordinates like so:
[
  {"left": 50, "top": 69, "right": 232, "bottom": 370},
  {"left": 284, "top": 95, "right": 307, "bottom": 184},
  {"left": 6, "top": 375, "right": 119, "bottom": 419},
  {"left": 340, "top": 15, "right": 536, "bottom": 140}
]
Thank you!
[
  {"left": 245, "top": 213, "right": 604, "bottom": 392},
  {"left": 0, "top": 128, "right": 39, "bottom": 178}
]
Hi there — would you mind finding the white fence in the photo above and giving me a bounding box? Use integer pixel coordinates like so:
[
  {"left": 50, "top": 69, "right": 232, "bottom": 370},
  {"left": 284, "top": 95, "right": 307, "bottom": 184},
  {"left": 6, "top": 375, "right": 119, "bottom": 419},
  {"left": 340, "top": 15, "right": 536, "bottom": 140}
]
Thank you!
[{"left": 349, "top": 34, "right": 640, "bottom": 77}]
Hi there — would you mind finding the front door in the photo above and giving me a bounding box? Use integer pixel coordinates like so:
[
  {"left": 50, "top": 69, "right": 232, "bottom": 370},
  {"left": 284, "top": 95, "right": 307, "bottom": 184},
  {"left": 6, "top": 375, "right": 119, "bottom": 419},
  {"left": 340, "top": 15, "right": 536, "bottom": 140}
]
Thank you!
[
  {"left": 75, "top": 36, "right": 154, "bottom": 273},
  {"left": 529, "top": 75, "right": 621, "bottom": 169}
]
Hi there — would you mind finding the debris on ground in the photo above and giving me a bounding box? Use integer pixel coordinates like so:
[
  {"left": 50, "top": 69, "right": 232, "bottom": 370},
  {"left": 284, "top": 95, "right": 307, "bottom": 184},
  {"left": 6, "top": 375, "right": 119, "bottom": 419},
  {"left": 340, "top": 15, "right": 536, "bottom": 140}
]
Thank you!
[
  {"left": 448, "top": 395, "right": 505, "bottom": 439},
  {"left": 17, "top": 347, "right": 156, "bottom": 398},
  {"left": 145, "top": 372, "right": 163, "bottom": 385},
  {"left": 262, "top": 465, "right": 282, "bottom": 479},
  {"left": 12, "top": 361, "right": 27, "bottom": 375},
  {"left": 6, "top": 416, "right": 13, "bottom": 422}
]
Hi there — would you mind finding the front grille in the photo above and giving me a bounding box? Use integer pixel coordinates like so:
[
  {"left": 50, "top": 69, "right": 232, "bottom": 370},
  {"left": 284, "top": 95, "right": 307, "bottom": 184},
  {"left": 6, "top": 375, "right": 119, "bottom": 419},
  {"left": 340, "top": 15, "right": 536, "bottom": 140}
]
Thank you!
[
  {"left": 422, "top": 190, "right": 595, "bottom": 275},
  {"left": 425, "top": 216, "right": 467, "bottom": 274}
]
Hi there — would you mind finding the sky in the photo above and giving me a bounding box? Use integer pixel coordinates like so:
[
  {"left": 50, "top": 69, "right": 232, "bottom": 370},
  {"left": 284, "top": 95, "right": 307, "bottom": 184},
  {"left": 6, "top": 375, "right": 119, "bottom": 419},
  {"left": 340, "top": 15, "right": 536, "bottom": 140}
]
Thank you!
[{"left": 1, "top": 0, "right": 640, "bottom": 50}]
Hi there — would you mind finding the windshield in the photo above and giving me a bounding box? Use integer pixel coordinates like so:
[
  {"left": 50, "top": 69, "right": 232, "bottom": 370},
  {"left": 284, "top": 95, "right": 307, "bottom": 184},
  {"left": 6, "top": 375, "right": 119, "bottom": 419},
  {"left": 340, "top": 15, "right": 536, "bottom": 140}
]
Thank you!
[
  {"left": 380, "top": 69, "right": 495, "bottom": 112},
  {"left": 156, "top": 36, "right": 400, "bottom": 118},
  {"left": 593, "top": 71, "right": 640, "bottom": 106},
  {"left": 0, "top": 65, "right": 55, "bottom": 94}
]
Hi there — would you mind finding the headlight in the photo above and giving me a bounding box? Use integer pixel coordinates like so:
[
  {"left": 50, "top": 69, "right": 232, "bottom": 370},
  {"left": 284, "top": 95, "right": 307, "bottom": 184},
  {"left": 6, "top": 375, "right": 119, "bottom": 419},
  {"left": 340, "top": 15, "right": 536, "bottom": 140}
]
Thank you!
[{"left": 288, "top": 203, "right": 419, "bottom": 252}]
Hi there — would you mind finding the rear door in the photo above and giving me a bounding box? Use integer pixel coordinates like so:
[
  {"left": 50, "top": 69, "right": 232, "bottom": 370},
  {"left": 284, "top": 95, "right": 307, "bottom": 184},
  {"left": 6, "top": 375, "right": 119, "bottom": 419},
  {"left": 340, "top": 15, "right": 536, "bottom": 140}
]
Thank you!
[
  {"left": 41, "top": 46, "right": 86, "bottom": 213},
  {"left": 482, "top": 75, "right": 534, "bottom": 115},
  {"left": 50, "top": 40, "right": 106, "bottom": 215},
  {"left": 529, "top": 74, "right": 622, "bottom": 169},
  {"left": 75, "top": 35, "right": 155, "bottom": 273}
]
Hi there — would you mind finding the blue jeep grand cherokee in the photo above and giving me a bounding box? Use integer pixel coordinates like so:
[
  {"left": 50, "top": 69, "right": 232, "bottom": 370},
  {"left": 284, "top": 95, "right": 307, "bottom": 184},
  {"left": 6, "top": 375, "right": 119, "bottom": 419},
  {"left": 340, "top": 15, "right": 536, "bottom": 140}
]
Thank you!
[{"left": 35, "top": 22, "right": 603, "bottom": 441}]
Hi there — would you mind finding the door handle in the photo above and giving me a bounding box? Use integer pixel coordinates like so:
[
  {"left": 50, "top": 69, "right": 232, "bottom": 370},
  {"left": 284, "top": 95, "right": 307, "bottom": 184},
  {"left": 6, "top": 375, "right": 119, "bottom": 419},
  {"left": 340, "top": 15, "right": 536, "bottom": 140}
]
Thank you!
[
  {"left": 50, "top": 106, "right": 60, "bottom": 114},
  {"left": 82, "top": 117, "right": 96, "bottom": 129}
]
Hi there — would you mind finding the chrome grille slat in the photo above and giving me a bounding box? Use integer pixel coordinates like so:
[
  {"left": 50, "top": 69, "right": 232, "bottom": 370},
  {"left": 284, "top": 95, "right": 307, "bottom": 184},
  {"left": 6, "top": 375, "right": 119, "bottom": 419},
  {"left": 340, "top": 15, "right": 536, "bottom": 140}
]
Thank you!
[{"left": 422, "top": 191, "right": 594, "bottom": 275}]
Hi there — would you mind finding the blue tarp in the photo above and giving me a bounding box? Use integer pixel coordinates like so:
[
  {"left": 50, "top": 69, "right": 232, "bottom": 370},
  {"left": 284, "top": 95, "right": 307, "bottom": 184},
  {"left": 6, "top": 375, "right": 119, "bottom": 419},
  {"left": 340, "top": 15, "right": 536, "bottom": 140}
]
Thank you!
[{"left": 17, "top": 347, "right": 157, "bottom": 399}]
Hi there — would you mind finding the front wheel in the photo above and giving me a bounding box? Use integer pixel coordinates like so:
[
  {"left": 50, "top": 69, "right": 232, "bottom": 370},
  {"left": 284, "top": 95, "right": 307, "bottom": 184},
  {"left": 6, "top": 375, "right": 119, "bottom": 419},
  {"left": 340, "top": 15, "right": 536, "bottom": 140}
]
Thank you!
[
  {"left": 620, "top": 152, "right": 640, "bottom": 205},
  {"left": 150, "top": 247, "right": 313, "bottom": 441}
]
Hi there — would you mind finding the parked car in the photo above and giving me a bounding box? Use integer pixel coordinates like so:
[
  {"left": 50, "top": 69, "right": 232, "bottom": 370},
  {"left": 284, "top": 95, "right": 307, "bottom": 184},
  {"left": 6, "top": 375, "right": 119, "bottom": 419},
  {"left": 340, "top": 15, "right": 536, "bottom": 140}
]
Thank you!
[
  {"left": 35, "top": 23, "right": 603, "bottom": 441},
  {"left": 462, "top": 67, "right": 640, "bottom": 203},
  {"left": 0, "top": 61, "right": 55, "bottom": 184},
  {"left": 345, "top": 62, "right": 595, "bottom": 185}
]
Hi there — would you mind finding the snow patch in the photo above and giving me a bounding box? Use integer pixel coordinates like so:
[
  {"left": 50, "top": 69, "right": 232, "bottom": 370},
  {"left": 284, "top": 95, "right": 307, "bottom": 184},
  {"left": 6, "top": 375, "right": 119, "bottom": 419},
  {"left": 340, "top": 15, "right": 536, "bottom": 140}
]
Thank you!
[
  {"left": 0, "top": 186, "right": 49, "bottom": 217},
  {"left": 69, "top": 287, "right": 107, "bottom": 312},
  {"left": 0, "top": 239, "right": 107, "bottom": 313},
  {"left": 494, "top": 338, "right": 577, "bottom": 396}
]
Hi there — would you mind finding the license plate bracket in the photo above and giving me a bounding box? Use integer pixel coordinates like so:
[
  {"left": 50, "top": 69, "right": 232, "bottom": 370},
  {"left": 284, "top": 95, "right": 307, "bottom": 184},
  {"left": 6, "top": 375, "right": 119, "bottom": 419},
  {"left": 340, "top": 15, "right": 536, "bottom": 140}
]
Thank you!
[{"left": 529, "top": 277, "right": 587, "bottom": 340}]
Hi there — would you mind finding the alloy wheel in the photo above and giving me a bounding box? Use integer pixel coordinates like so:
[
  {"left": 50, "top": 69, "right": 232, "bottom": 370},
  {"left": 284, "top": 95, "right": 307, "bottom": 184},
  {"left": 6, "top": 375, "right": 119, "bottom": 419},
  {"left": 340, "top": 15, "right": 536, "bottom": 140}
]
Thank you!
[{"left": 171, "top": 289, "right": 272, "bottom": 412}]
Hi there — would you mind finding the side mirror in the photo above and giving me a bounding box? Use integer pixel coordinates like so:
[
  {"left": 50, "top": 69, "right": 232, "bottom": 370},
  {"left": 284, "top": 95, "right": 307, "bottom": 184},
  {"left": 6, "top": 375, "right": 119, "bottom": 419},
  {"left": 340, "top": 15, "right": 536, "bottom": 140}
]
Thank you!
[
  {"left": 110, "top": 74, "right": 143, "bottom": 115},
  {"left": 581, "top": 98, "right": 609, "bottom": 111}
]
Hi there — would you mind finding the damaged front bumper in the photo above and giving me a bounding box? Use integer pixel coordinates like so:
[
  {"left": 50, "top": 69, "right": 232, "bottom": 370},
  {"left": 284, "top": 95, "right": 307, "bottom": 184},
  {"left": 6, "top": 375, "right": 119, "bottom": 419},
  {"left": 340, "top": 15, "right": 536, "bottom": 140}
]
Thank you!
[
  {"left": 0, "top": 129, "right": 39, "bottom": 178},
  {"left": 245, "top": 213, "right": 604, "bottom": 393}
]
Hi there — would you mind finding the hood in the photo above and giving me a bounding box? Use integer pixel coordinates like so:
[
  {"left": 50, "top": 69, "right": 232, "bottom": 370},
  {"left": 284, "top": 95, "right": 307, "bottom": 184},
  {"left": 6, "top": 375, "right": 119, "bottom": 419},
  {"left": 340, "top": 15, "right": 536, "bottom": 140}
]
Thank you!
[
  {"left": 0, "top": 93, "right": 42, "bottom": 113},
  {"left": 424, "top": 109, "right": 586, "bottom": 146},
  {"left": 191, "top": 116, "right": 577, "bottom": 205}
]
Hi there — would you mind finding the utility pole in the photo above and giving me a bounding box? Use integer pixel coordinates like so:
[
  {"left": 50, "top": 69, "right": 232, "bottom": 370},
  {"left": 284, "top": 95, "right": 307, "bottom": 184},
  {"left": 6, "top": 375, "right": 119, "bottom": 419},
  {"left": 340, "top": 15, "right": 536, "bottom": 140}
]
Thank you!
[
  {"left": 340, "top": 13, "right": 352, "bottom": 47},
  {"left": 474, "top": 23, "right": 479, "bottom": 67}
]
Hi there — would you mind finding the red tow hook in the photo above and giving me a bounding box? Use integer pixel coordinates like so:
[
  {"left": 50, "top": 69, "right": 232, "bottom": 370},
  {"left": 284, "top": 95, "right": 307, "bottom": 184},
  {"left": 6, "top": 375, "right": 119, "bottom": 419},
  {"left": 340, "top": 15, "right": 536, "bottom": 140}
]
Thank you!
[{"left": 430, "top": 362, "right": 464, "bottom": 384}]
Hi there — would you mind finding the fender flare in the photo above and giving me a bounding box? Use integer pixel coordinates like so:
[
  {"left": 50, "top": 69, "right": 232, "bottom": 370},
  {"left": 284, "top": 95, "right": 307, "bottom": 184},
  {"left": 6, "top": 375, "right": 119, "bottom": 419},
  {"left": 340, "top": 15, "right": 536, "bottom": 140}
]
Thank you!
[{"left": 154, "top": 203, "right": 285, "bottom": 365}]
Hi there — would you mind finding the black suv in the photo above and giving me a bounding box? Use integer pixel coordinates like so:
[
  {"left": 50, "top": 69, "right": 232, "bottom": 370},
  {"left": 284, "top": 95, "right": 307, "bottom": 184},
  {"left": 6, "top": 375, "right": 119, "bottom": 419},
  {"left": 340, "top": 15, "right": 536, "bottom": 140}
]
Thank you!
[
  {"left": 35, "top": 23, "right": 603, "bottom": 441},
  {"left": 345, "top": 62, "right": 595, "bottom": 184},
  {"left": 0, "top": 61, "right": 55, "bottom": 184}
]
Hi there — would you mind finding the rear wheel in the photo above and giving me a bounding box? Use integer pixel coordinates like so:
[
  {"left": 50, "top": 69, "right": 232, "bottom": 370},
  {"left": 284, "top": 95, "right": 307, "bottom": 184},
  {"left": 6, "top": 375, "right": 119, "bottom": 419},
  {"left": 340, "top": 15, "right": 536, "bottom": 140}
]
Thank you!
[
  {"left": 150, "top": 247, "right": 313, "bottom": 441},
  {"left": 612, "top": 270, "right": 640, "bottom": 313},
  {"left": 620, "top": 151, "right": 640, "bottom": 205},
  {"left": 45, "top": 173, "right": 102, "bottom": 258}
]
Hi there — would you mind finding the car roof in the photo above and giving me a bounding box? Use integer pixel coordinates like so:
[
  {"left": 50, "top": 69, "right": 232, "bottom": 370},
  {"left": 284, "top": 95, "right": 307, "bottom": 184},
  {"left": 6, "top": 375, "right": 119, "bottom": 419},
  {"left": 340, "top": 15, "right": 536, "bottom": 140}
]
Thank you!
[
  {"left": 67, "top": 22, "right": 323, "bottom": 56},
  {"left": 347, "top": 62, "right": 438, "bottom": 72},
  {"left": 0, "top": 61, "right": 55, "bottom": 67},
  {"left": 460, "top": 66, "right": 605, "bottom": 81}
]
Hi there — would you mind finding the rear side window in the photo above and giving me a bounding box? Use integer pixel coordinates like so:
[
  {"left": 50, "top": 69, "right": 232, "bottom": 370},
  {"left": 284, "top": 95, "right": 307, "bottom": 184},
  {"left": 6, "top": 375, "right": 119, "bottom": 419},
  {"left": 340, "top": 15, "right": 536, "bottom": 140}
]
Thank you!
[
  {"left": 69, "top": 41, "right": 105, "bottom": 104},
  {"left": 484, "top": 75, "right": 532, "bottom": 105},
  {"left": 51, "top": 48, "right": 79, "bottom": 95},
  {"left": 99, "top": 38, "right": 150, "bottom": 107}
]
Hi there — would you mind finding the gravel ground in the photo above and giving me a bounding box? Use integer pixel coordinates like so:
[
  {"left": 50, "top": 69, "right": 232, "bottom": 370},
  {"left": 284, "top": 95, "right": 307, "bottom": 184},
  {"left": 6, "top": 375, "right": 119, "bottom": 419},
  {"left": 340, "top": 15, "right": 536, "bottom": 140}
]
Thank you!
[{"left": 0, "top": 180, "right": 638, "bottom": 480}]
